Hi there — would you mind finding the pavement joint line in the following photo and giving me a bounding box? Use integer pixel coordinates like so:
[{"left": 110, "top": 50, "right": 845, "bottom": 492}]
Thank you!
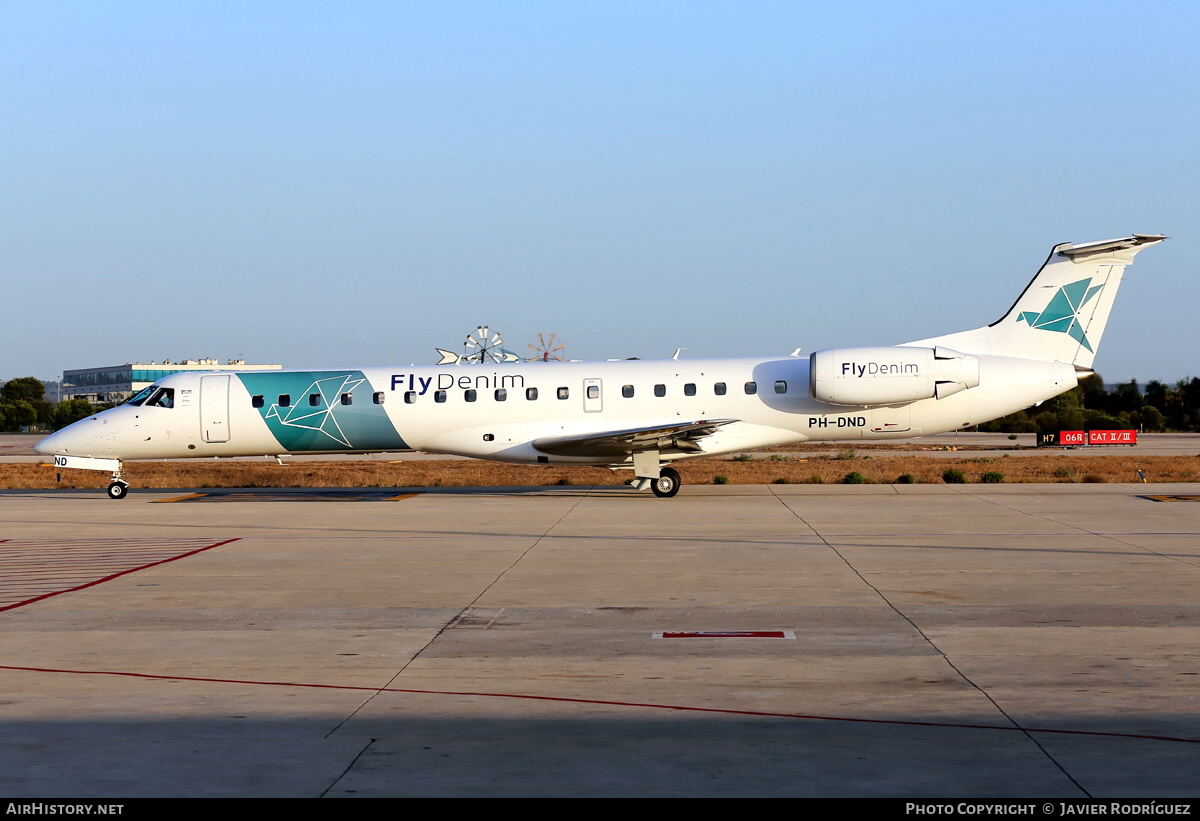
[
  {"left": 767, "top": 485, "right": 1092, "bottom": 797},
  {"left": 322, "top": 489, "right": 594, "bottom": 740},
  {"left": 963, "top": 489, "right": 1200, "bottom": 572},
  {"left": 322, "top": 737, "right": 376, "bottom": 798},
  {"left": 2, "top": 662, "right": 1196, "bottom": 746}
]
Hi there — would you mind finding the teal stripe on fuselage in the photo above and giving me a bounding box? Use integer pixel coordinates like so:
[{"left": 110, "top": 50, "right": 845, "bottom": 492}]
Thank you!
[{"left": 235, "top": 371, "right": 407, "bottom": 452}]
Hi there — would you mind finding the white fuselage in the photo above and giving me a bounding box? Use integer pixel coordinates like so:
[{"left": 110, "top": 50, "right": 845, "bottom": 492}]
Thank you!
[{"left": 36, "top": 354, "right": 1078, "bottom": 466}]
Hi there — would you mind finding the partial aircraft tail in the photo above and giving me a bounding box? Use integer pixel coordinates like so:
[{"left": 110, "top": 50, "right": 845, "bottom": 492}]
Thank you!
[{"left": 906, "top": 234, "right": 1165, "bottom": 368}]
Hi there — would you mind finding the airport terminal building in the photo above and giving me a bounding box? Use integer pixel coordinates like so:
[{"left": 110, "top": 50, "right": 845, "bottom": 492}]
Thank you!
[{"left": 63, "top": 359, "right": 282, "bottom": 404}]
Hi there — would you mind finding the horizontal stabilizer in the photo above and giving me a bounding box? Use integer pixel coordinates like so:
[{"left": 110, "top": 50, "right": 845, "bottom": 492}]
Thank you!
[{"left": 1058, "top": 234, "right": 1166, "bottom": 260}]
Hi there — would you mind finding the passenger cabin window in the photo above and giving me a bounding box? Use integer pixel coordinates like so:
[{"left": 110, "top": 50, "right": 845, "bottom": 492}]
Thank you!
[
  {"left": 405, "top": 391, "right": 416, "bottom": 404},
  {"left": 587, "top": 385, "right": 599, "bottom": 399},
  {"left": 526, "top": 387, "right": 538, "bottom": 400},
  {"left": 495, "top": 388, "right": 507, "bottom": 401},
  {"left": 435, "top": 390, "right": 447, "bottom": 403},
  {"left": 279, "top": 394, "right": 291, "bottom": 407},
  {"left": 684, "top": 383, "right": 696, "bottom": 396},
  {"left": 252, "top": 395, "right": 264, "bottom": 408},
  {"left": 340, "top": 393, "right": 353, "bottom": 406},
  {"left": 557, "top": 387, "right": 569, "bottom": 400},
  {"left": 654, "top": 384, "right": 666, "bottom": 397},
  {"left": 465, "top": 389, "right": 477, "bottom": 402},
  {"left": 309, "top": 393, "right": 322, "bottom": 407},
  {"left": 622, "top": 385, "right": 634, "bottom": 398},
  {"left": 775, "top": 380, "right": 787, "bottom": 394},
  {"left": 714, "top": 382, "right": 727, "bottom": 395},
  {"left": 744, "top": 382, "right": 757, "bottom": 395},
  {"left": 373, "top": 392, "right": 385, "bottom": 405}
]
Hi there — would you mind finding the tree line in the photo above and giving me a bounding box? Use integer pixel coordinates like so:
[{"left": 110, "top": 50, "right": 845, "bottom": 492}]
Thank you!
[
  {"left": 0, "top": 377, "right": 114, "bottom": 432},
  {"left": 978, "top": 375, "right": 1200, "bottom": 434}
]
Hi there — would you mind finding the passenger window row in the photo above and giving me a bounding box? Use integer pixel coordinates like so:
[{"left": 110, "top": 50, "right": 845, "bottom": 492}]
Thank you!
[
  {"left": 251, "top": 392, "right": 386, "bottom": 409},
  {"left": 251, "top": 387, "right": 570, "bottom": 407},
  {"left": 249, "top": 381, "right": 788, "bottom": 408},
  {"left": 408, "top": 386, "right": 561, "bottom": 404},
  {"left": 620, "top": 381, "right": 786, "bottom": 397}
]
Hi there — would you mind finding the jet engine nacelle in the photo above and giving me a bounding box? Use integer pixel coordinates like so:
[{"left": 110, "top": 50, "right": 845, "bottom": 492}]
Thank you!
[{"left": 810, "top": 346, "right": 981, "bottom": 406}]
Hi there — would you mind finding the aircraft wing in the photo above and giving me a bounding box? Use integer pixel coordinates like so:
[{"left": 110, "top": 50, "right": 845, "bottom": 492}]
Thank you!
[{"left": 532, "top": 419, "right": 738, "bottom": 459}]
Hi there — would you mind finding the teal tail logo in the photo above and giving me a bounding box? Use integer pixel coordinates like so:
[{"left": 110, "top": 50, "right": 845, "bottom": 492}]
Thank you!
[{"left": 1016, "top": 277, "right": 1104, "bottom": 352}]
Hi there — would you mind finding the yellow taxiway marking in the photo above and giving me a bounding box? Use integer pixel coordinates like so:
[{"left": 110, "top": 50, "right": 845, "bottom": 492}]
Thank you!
[{"left": 152, "top": 493, "right": 209, "bottom": 503}]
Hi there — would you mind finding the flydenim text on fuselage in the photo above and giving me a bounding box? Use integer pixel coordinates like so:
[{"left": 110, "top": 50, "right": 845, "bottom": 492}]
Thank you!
[{"left": 390, "top": 372, "right": 528, "bottom": 394}]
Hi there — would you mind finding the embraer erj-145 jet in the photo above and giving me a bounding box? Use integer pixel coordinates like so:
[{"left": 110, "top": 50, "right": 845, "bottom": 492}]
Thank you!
[{"left": 37, "top": 234, "right": 1164, "bottom": 499}]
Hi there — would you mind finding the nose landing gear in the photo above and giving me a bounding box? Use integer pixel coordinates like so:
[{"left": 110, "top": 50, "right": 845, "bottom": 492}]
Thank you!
[
  {"left": 107, "top": 462, "right": 130, "bottom": 500},
  {"left": 45, "top": 454, "right": 130, "bottom": 500}
]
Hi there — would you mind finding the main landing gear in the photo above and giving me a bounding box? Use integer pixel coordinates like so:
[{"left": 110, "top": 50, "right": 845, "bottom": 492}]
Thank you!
[
  {"left": 632, "top": 450, "right": 683, "bottom": 498},
  {"left": 651, "top": 467, "right": 681, "bottom": 498}
]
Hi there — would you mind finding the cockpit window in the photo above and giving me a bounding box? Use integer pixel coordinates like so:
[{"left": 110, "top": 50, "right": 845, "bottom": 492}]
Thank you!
[
  {"left": 125, "top": 386, "right": 156, "bottom": 407},
  {"left": 146, "top": 387, "right": 175, "bottom": 409}
]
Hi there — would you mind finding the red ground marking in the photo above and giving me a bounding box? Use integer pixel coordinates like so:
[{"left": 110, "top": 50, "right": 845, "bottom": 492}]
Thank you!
[
  {"left": 0, "top": 538, "right": 240, "bottom": 612},
  {"left": 1, "top": 663, "right": 1195, "bottom": 746},
  {"left": 658, "top": 631, "right": 792, "bottom": 639}
]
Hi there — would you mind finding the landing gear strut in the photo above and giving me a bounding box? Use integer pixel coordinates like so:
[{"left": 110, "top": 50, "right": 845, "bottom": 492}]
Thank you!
[
  {"left": 651, "top": 467, "right": 681, "bottom": 498},
  {"left": 107, "top": 462, "right": 129, "bottom": 500},
  {"left": 632, "top": 450, "right": 683, "bottom": 498}
]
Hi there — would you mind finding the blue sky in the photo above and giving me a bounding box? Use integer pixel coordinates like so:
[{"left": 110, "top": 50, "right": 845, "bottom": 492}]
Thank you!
[{"left": 3, "top": 1, "right": 1197, "bottom": 385}]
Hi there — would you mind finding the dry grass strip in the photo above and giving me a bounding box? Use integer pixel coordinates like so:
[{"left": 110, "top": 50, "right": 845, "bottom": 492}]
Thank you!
[{"left": 2, "top": 453, "right": 1197, "bottom": 490}]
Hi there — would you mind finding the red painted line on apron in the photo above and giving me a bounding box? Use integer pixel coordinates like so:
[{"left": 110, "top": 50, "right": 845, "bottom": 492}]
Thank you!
[
  {"left": 1, "top": 663, "right": 1195, "bottom": 746},
  {"left": 0, "top": 538, "right": 240, "bottom": 612},
  {"left": 659, "top": 631, "right": 789, "bottom": 639}
]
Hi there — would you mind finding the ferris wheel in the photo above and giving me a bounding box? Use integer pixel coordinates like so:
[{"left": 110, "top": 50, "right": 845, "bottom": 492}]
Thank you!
[{"left": 527, "top": 333, "right": 565, "bottom": 362}]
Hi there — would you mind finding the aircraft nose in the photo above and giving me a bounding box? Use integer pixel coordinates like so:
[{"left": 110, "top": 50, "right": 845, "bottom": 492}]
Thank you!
[
  {"left": 34, "top": 421, "right": 93, "bottom": 457},
  {"left": 34, "top": 432, "right": 60, "bottom": 455}
]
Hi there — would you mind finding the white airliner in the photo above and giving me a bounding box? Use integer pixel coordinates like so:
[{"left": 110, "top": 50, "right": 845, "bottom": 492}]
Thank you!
[{"left": 37, "top": 234, "right": 1164, "bottom": 499}]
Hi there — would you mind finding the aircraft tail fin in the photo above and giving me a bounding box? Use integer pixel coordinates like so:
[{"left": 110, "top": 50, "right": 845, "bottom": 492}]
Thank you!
[{"left": 906, "top": 234, "right": 1165, "bottom": 367}]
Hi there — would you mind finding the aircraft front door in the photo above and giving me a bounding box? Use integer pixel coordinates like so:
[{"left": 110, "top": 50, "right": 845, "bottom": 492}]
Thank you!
[
  {"left": 200, "top": 375, "right": 231, "bottom": 443},
  {"left": 583, "top": 378, "right": 603, "bottom": 413}
]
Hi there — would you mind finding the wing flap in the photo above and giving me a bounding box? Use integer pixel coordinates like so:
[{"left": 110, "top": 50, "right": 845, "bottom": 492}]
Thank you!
[{"left": 533, "top": 419, "right": 737, "bottom": 458}]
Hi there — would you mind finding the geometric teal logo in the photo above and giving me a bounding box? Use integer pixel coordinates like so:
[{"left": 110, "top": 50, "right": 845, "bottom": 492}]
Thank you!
[
  {"left": 1016, "top": 277, "right": 1104, "bottom": 352},
  {"left": 234, "top": 371, "right": 407, "bottom": 452},
  {"left": 263, "top": 373, "right": 366, "bottom": 447}
]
